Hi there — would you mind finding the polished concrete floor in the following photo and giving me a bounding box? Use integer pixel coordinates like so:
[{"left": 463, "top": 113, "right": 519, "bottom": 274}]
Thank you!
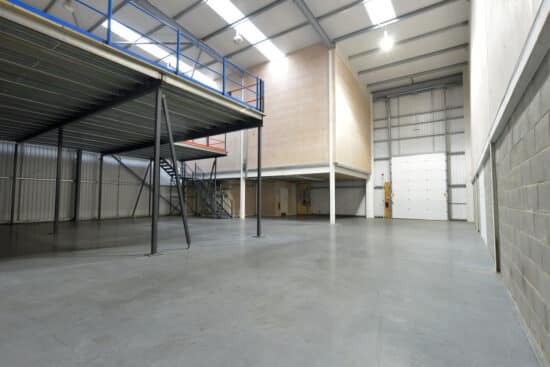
[{"left": 0, "top": 217, "right": 542, "bottom": 367}]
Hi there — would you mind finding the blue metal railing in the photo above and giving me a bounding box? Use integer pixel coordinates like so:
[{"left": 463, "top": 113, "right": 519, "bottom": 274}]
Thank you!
[{"left": 7, "top": 0, "right": 264, "bottom": 112}]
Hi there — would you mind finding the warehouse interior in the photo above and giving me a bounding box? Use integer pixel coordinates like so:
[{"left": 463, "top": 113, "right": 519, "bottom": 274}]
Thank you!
[{"left": 1, "top": 0, "right": 549, "bottom": 365}]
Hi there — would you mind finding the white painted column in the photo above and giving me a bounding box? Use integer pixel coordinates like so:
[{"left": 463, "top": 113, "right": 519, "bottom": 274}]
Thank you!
[
  {"left": 366, "top": 93, "right": 375, "bottom": 219},
  {"left": 328, "top": 48, "right": 336, "bottom": 224},
  {"left": 240, "top": 130, "right": 247, "bottom": 219}
]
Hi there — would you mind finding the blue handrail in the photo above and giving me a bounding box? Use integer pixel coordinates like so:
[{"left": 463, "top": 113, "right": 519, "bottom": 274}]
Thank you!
[{"left": 6, "top": 0, "right": 264, "bottom": 112}]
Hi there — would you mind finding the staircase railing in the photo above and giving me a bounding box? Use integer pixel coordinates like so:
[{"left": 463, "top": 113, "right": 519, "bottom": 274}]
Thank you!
[{"left": 161, "top": 159, "right": 232, "bottom": 219}]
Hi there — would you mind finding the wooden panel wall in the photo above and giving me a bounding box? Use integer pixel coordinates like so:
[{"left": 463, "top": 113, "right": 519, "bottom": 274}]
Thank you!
[{"left": 334, "top": 51, "right": 372, "bottom": 172}]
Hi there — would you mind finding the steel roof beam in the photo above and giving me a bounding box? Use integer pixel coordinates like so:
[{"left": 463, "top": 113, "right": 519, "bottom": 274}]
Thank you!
[
  {"left": 372, "top": 74, "right": 463, "bottom": 100},
  {"left": 358, "top": 43, "right": 469, "bottom": 75},
  {"left": 17, "top": 79, "right": 161, "bottom": 143},
  {"left": 367, "top": 62, "right": 468, "bottom": 89},
  {"left": 293, "top": 0, "right": 334, "bottom": 48},
  {"left": 349, "top": 20, "right": 469, "bottom": 60}
]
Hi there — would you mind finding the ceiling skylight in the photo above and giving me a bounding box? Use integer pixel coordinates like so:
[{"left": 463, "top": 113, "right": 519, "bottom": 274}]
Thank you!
[
  {"left": 205, "top": 0, "right": 285, "bottom": 61},
  {"left": 101, "top": 20, "right": 216, "bottom": 88},
  {"left": 364, "top": 0, "right": 396, "bottom": 25}
]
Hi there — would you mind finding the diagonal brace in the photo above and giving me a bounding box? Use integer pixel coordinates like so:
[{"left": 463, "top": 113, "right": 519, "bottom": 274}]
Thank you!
[{"left": 161, "top": 94, "right": 191, "bottom": 248}]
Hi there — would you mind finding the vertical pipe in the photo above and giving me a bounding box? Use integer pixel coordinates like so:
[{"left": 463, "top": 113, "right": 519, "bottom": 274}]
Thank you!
[
  {"left": 98, "top": 154, "right": 104, "bottom": 220},
  {"left": 176, "top": 30, "right": 181, "bottom": 74},
  {"left": 444, "top": 88, "right": 451, "bottom": 220},
  {"left": 328, "top": 49, "right": 336, "bottom": 225},
  {"left": 490, "top": 143, "right": 501, "bottom": 273},
  {"left": 256, "top": 125, "right": 262, "bottom": 236},
  {"left": 148, "top": 160, "right": 152, "bottom": 216},
  {"left": 151, "top": 88, "right": 162, "bottom": 255},
  {"left": 73, "top": 149, "right": 82, "bottom": 221},
  {"left": 222, "top": 57, "right": 227, "bottom": 94},
  {"left": 107, "top": 0, "right": 113, "bottom": 44},
  {"left": 53, "top": 128, "right": 63, "bottom": 235},
  {"left": 10, "top": 143, "right": 19, "bottom": 224},
  {"left": 255, "top": 76, "right": 260, "bottom": 109},
  {"left": 240, "top": 130, "right": 246, "bottom": 219}
]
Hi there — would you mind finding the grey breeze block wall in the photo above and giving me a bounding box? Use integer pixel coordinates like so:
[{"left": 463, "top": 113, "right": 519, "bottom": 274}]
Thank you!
[{"left": 492, "top": 49, "right": 550, "bottom": 363}]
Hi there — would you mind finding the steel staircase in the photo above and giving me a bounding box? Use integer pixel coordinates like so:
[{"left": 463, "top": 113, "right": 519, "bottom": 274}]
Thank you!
[{"left": 160, "top": 158, "right": 233, "bottom": 219}]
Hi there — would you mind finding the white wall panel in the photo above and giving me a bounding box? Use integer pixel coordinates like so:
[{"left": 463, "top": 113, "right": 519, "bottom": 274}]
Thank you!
[
  {"left": 0, "top": 141, "right": 172, "bottom": 224},
  {"left": 450, "top": 154, "right": 466, "bottom": 185},
  {"left": 309, "top": 180, "right": 366, "bottom": 216},
  {"left": 374, "top": 188, "right": 385, "bottom": 217},
  {"left": 373, "top": 160, "right": 390, "bottom": 187}
]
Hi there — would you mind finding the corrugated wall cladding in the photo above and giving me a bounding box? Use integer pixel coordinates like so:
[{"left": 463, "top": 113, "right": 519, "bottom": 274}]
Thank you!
[
  {"left": 0, "top": 142, "right": 172, "bottom": 224},
  {"left": 372, "top": 85, "right": 466, "bottom": 219}
]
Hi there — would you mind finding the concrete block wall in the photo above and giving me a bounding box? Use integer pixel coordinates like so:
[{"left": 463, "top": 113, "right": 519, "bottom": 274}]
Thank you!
[{"left": 493, "top": 50, "right": 550, "bottom": 363}]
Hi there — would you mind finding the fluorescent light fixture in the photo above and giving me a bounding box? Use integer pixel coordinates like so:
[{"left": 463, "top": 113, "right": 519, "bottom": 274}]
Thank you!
[
  {"left": 101, "top": 20, "right": 216, "bottom": 88},
  {"left": 206, "top": 0, "right": 285, "bottom": 61},
  {"left": 364, "top": 0, "right": 396, "bottom": 25},
  {"left": 379, "top": 30, "right": 394, "bottom": 51}
]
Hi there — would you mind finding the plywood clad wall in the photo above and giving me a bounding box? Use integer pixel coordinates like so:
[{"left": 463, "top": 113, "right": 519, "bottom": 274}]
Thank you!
[
  {"left": 246, "top": 43, "right": 330, "bottom": 169},
  {"left": 334, "top": 52, "right": 372, "bottom": 173}
]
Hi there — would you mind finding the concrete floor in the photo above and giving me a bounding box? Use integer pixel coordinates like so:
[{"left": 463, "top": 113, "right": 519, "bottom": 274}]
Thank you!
[{"left": 0, "top": 217, "right": 542, "bottom": 367}]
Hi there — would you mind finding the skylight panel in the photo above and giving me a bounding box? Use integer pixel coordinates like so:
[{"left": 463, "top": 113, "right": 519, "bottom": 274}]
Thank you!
[
  {"left": 101, "top": 20, "right": 216, "bottom": 88},
  {"left": 205, "top": 0, "right": 285, "bottom": 61},
  {"left": 364, "top": 0, "right": 396, "bottom": 25}
]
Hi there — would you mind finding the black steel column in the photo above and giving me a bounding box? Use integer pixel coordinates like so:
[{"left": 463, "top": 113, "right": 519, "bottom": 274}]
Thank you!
[
  {"left": 256, "top": 125, "right": 262, "bottom": 237},
  {"left": 73, "top": 149, "right": 82, "bottom": 221},
  {"left": 10, "top": 143, "right": 19, "bottom": 224},
  {"left": 98, "top": 154, "right": 104, "bottom": 220},
  {"left": 53, "top": 128, "right": 63, "bottom": 234},
  {"left": 151, "top": 88, "right": 162, "bottom": 255}
]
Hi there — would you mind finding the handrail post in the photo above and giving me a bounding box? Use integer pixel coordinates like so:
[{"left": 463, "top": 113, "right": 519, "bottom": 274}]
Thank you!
[
  {"left": 107, "top": 0, "right": 113, "bottom": 45},
  {"left": 222, "top": 57, "right": 227, "bottom": 95},
  {"left": 176, "top": 29, "right": 181, "bottom": 74},
  {"left": 255, "top": 76, "right": 259, "bottom": 109}
]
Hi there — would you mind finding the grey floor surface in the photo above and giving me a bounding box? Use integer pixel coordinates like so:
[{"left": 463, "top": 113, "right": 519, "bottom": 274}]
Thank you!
[{"left": 0, "top": 217, "right": 543, "bottom": 367}]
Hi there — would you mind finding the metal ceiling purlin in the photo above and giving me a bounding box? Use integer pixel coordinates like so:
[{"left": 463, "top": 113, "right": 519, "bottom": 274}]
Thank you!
[
  {"left": 349, "top": 20, "right": 469, "bottom": 60},
  {"left": 333, "top": 0, "right": 462, "bottom": 43},
  {"left": 358, "top": 43, "right": 469, "bottom": 75},
  {"left": 372, "top": 74, "right": 463, "bottom": 100},
  {"left": 367, "top": 62, "right": 468, "bottom": 89},
  {"left": 210, "top": 0, "right": 461, "bottom": 63},
  {"left": 292, "top": 0, "right": 334, "bottom": 49}
]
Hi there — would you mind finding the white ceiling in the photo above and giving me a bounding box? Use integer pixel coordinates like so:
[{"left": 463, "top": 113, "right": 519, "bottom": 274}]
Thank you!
[{"left": 31, "top": 0, "right": 470, "bottom": 93}]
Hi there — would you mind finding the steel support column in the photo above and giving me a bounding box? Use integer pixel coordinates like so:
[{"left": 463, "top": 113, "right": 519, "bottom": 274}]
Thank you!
[
  {"left": 10, "top": 143, "right": 19, "bottom": 224},
  {"left": 73, "top": 149, "right": 82, "bottom": 221},
  {"left": 490, "top": 143, "right": 501, "bottom": 273},
  {"left": 256, "top": 125, "right": 262, "bottom": 237},
  {"left": 240, "top": 130, "right": 247, "bottom": 219},
  {"left": 98, "top": 154, "right": 104, "bottom": 220},
  {"left": 151, "top": 88, "right": 162, "bottom": 255},
  {"left": 161, "top": 94, "right": 191, "bottom": 248},
  {"left": 53, "top": 128, "right": 63, "bottom": 234}
]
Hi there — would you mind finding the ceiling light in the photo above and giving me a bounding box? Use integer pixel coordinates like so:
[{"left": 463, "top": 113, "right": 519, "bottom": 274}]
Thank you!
[
  {"left": 233, "top": 29, "right": 244, "bottom": 45},
  {"left": 380, "top": 30, "right": 394, "bottom": 51},
  {"left": 63, "top": 0, "right": 75, "bottom": 13},
  {"left": 206, "top": 0, "right": 285, "bottom": 62},
  {"left": 364, "top": 0, "right": 396, "bottom": 25}
]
